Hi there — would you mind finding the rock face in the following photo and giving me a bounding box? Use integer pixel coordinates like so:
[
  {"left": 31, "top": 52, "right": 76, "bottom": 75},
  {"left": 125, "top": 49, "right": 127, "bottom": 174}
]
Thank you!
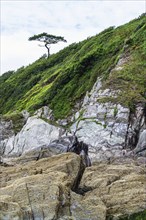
[
  {"left": 2, "top": 116, "right": 65, "bottom": 156},
  {"left": 0, "top": 77, "right": 145, "bottom": 220},
  {"left": 0, "top": 78, "right": 146, "bottom": 164},
  {"left": 0, "top": 16, "right": 146, "bottom": 219},
  {"left": 71, "top": 78, "right": 146, "bottom": 162},
  {"left": 0, "top": 153, "right": 146, "bottom": 220},
  {"left": 0, "top": 83, "right": 146, "bottom": 220}
]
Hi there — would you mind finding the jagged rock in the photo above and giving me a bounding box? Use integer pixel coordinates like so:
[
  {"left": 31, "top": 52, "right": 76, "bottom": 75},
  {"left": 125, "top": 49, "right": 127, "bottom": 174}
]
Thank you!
[
  {"left": 125, "top": 104, "right": 146, "bottom": 149},
  {"left": 21, "top": 110, "right": 30, "bottom": 121},
  {"left": 0, "top": 118, "right": 14, "bottom": 140},
  {"left": 0, "top": 81, "right": 145, "bottom": 163},
  {"left": 1, "top": 134, "right": 91, "bottom": 168},
  {"left": 0, "top": 118, "right": 15, "bottom": 155},
  {"left": 71, "top": 81, "right": 129, "bottom": 161},
  {"left": 34, "top": 106, "right": 53, "bottom": 120},
  {"left": 2, "top": 116, "right": 65, "bottom": 156},
  {"left": 71, "top": 77, "right": 145, "bottom": 162}
]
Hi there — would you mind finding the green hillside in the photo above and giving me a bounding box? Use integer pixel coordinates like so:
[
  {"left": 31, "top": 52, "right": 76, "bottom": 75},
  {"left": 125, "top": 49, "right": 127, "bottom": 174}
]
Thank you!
[{"left": 0, "top": 14, "right": 146, "bottom": 119}]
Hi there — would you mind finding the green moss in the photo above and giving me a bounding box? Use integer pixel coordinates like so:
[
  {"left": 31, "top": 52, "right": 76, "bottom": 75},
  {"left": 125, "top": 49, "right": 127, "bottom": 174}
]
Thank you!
[
  {"left": 107, "top": 209, "right": 146, "bottom": 220},
  {"left": 119, "top": 209, "right": 146, "bottom": 220}
]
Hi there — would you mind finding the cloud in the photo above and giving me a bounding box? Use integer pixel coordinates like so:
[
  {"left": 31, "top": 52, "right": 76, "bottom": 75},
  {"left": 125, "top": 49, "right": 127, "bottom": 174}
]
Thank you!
[{"left": 1, "top": 0, "right": 145, "bottom": 74}]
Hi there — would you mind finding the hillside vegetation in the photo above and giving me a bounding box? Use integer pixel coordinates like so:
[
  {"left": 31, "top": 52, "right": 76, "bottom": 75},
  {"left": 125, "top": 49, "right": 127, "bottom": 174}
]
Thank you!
[{"left": 0, "top": 14, "right": 146, "bottom": 119}]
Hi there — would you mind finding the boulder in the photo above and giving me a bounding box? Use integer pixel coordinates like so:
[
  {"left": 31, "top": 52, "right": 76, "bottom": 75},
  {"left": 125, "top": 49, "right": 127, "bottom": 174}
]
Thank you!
[
  {"left": 79, "top": 161, "right": 146, "bottom": 219},
  {"left": 0, "top": 153, "right": 83, "bottom": 220},
  {"left": 3, "top": 116, "right": 65, "bottom": 156}
]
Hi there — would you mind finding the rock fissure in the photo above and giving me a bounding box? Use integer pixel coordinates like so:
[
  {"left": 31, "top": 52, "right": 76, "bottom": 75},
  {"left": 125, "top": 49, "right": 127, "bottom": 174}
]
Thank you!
[
  {"left": 71, "top": 157, "right": 86, "bottom": 195},
  {"left": 25, "top": 183, "right": 35, "bottom": 220}
]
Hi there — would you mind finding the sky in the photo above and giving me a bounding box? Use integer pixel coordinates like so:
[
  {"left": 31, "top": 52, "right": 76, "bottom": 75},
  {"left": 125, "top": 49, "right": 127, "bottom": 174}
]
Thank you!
[{"left": 1, "top": 0, "right": 145, "bottom": 75}]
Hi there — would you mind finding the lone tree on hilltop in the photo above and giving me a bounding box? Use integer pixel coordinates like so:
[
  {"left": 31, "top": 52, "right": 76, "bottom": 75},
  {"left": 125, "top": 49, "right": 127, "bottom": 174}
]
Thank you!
[{"left": 28, "top": 33, "right": 67, "bottom": 58}]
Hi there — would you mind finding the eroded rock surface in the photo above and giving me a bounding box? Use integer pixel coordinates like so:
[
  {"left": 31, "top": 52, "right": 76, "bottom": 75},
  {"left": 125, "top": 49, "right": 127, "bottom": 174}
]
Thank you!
[
  {"left": 79, "top": 161, "right": 146, "bottom": 219},
  {"left": 0, "top": 153, "right": 146, "bottom": 220},
  {"left": 0, "top": 153, "right": 83, "bottom": 220}
]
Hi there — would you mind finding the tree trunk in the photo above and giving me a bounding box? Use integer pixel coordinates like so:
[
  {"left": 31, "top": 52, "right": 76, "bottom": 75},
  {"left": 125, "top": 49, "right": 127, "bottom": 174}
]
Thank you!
[{"left": 45, "top": 44, "right": 50, "bottom": 58}]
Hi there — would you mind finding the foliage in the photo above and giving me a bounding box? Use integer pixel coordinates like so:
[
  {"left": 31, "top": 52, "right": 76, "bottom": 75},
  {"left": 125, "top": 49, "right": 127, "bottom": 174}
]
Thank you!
[
  {"left": 28, "top": 32, "right": 67, "bottom": 57},
  {"left": 0, "top": 14, "right": 146, "bottom": 119},
  {"left": 118, "top": 209, "right": 146, "bottom": 220}
]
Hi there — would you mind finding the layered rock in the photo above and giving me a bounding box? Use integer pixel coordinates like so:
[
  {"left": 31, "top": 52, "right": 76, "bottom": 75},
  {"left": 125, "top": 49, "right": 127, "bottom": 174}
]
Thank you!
[
  {"left": 0, "top": 153, "right": 83, "bottom": 220},
  {"left": 79, "top": 160, "right": 146, "bottom": 219},
  {"left": 0, "top": 153, "right": 146, "bottom": 220}
]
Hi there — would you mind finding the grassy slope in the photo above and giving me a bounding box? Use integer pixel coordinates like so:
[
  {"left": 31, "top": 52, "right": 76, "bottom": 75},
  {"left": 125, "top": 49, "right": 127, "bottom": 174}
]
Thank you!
[{"left": 0, "top": 14, "right": 146, "bottom": 119}]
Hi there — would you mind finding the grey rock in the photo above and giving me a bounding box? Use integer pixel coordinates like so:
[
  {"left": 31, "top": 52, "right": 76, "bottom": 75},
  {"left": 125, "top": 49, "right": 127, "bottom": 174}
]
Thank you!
[
  {"left": 21, "top": 110, "right": 30, "bottom": 121},
  {"left": 134, "top": 129, "right": 146, "bottom": 155},
  {"left": 70, "top": 76, "right": 145, "bottom": 162},
  {"left": 3, "top": 116, "right": 65, "bottom": 156},
  {"left": 34, "top": 106, "right": 53, "bottom": 119}
]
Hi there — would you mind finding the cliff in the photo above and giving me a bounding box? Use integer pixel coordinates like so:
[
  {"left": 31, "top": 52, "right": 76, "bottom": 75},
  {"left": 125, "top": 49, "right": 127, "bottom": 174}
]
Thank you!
[{"left": 0, "top": 14, "right": 146, "bottom": 220}]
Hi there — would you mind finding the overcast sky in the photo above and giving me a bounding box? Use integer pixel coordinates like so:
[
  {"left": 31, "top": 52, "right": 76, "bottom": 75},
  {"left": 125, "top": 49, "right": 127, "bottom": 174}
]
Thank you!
[{"left": 1, "top": 0, "right": 145, "bottom": 75}]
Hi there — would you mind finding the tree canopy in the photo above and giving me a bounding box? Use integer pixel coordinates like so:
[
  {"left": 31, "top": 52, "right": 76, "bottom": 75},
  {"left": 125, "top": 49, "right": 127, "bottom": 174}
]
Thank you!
[{"left": 28, "top": 33, "right": 67, "bottom": 57}]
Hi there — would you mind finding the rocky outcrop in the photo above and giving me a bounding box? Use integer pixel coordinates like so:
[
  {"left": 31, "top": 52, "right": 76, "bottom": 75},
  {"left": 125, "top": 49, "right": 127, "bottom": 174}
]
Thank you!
[
  {"left": 125, "top": 104, "right": 146, "bottom": 149},
  {"left": 70, "top": 78, "right": 146, "bottom": 162},
  {"left": 0, "top": 116, "right": 91, "bottom": 168},
  {"left": 0, "top": 16, "right": 146, "bottom": 220},
  {"left": 0, "top": 80, "right": 145, "bottom": 165},
  {"left": 1, "top": 116, "right": 65, "bottom": 156},
  {"left": 0, "top": 153, "right": 146, "bottom": 220}
]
